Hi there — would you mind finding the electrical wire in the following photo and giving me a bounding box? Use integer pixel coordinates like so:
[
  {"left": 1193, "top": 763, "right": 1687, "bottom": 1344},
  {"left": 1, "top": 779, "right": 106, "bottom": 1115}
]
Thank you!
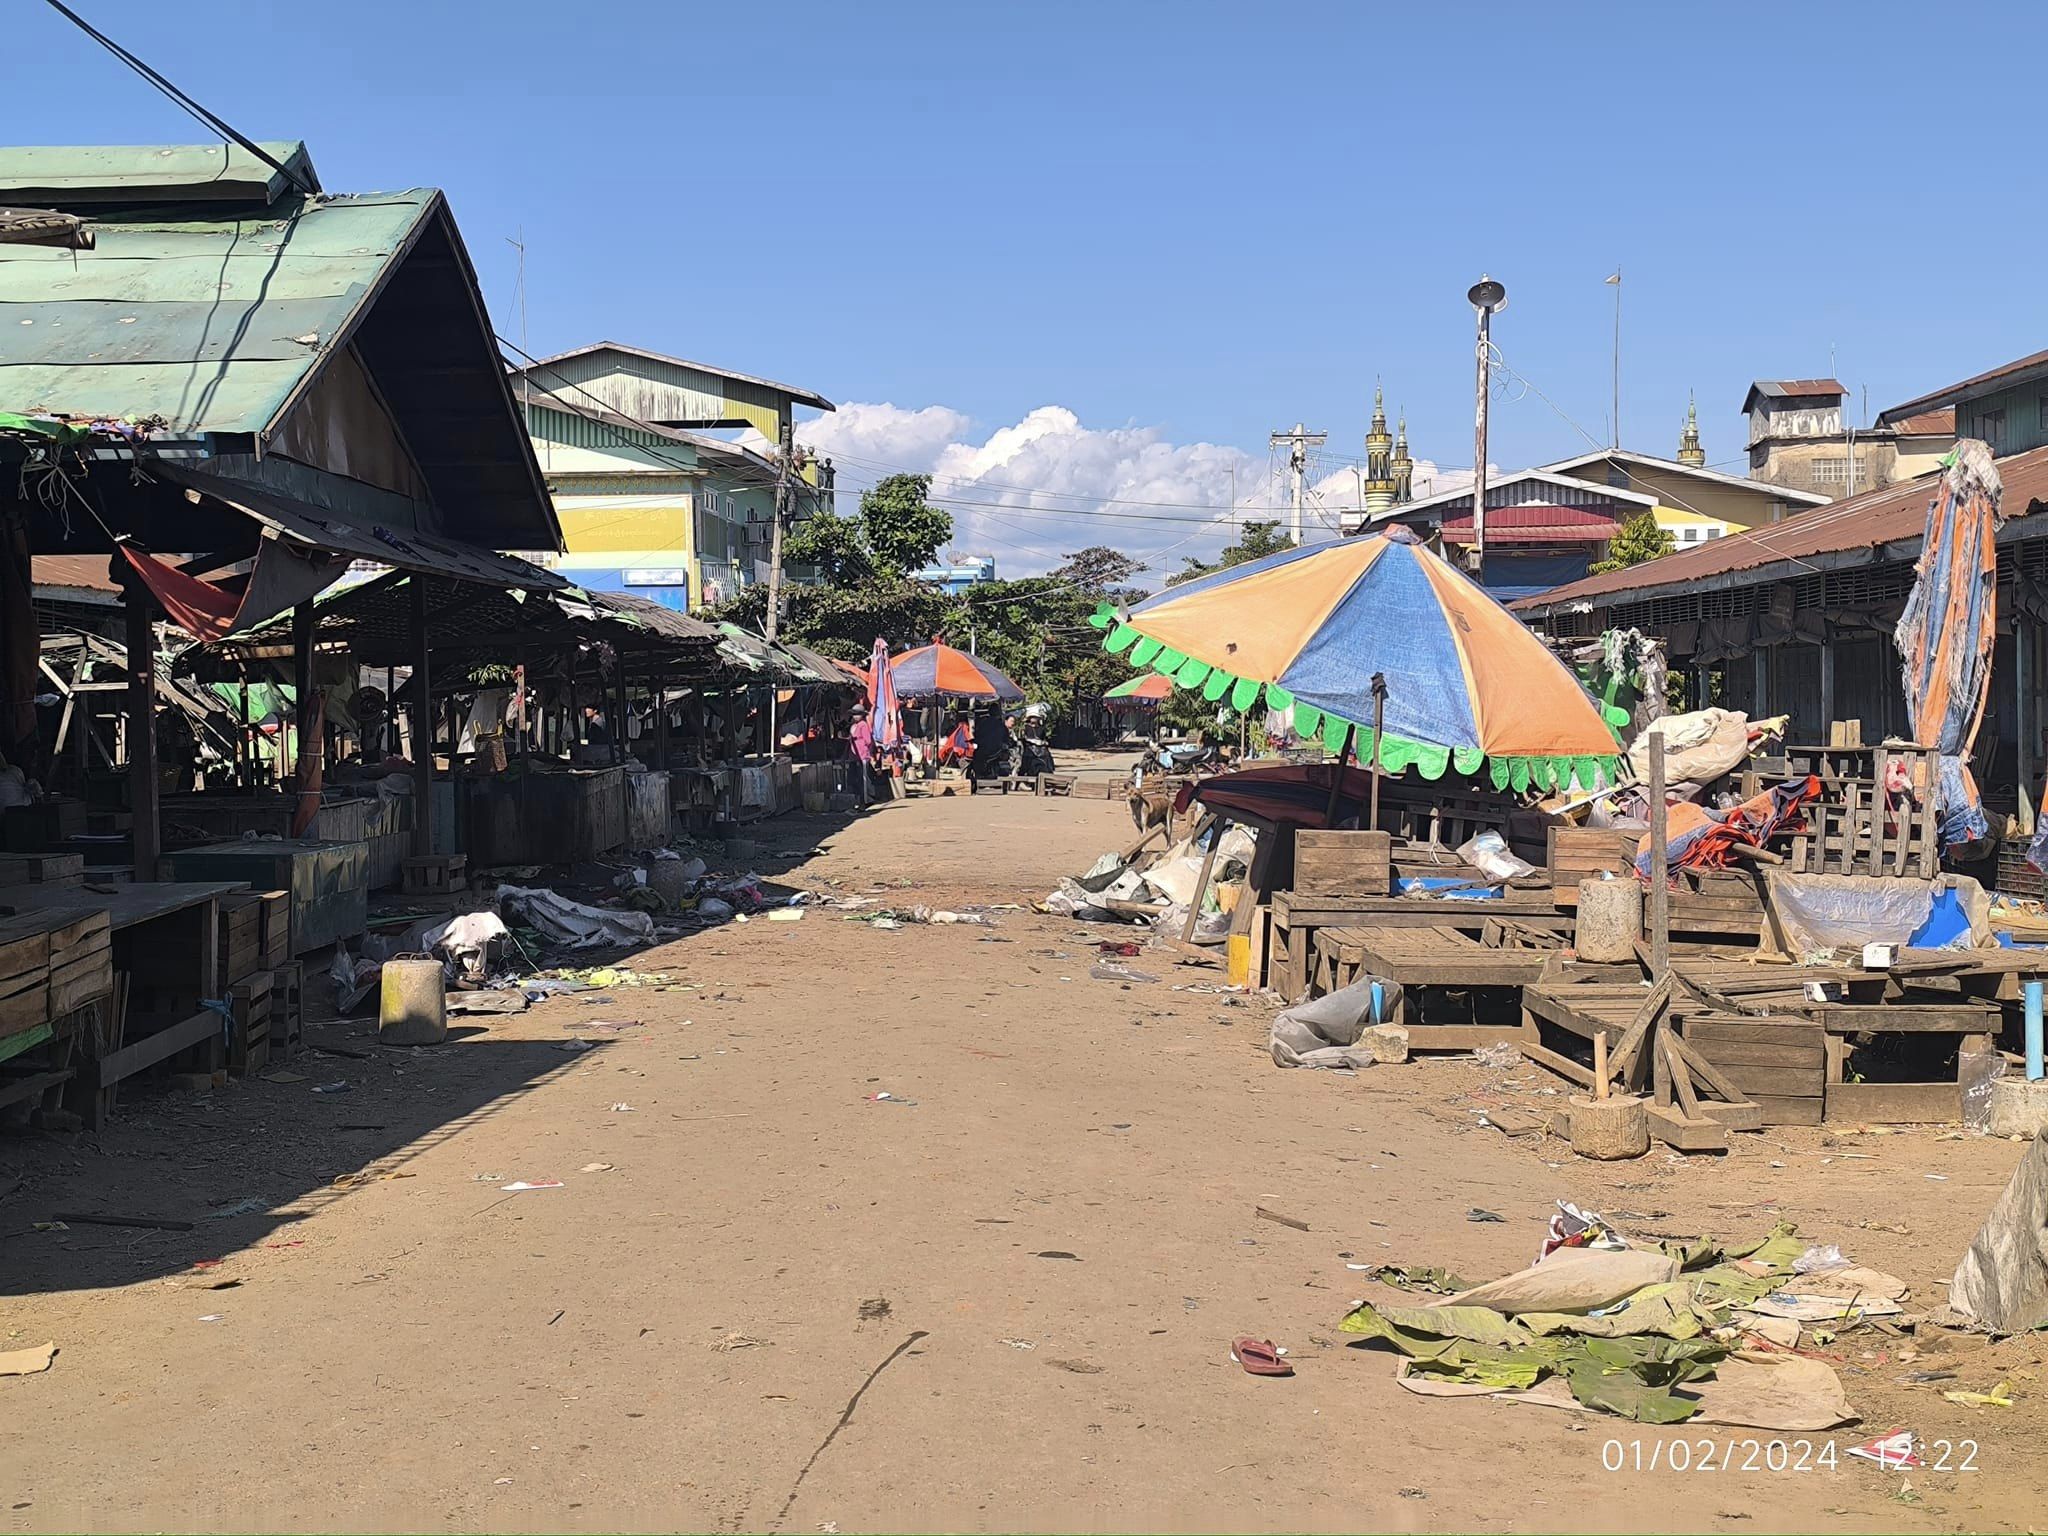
[{"left": 40, "top": 0, "right": 318, "bottom": 198}]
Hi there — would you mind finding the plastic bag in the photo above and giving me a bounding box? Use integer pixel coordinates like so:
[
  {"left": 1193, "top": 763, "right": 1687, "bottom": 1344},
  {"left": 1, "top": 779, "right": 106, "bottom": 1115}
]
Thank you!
[{"left": 1457, "top": 830, "right": 1536, "bottom": 883}]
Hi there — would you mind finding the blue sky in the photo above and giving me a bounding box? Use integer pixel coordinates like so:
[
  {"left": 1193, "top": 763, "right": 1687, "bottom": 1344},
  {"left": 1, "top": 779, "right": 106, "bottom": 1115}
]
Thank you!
[{"left": 11, "top": 0, "right": 2046, "bottom": 572}]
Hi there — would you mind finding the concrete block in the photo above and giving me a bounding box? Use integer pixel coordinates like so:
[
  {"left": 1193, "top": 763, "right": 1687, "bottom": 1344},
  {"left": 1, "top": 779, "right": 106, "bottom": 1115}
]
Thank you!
[{"left": 1986, "top": 1078, "right": 2048, "bottom": 1139}]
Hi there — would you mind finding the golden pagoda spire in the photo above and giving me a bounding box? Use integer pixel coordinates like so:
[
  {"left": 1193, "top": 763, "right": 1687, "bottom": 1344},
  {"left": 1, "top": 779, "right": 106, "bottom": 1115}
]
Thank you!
[
  {"left": 1364, "top": 380, "right": 1397, "bottom": 515},
  {"left": 1677, "top": 392, "right": 1705, "bottom": 467}
]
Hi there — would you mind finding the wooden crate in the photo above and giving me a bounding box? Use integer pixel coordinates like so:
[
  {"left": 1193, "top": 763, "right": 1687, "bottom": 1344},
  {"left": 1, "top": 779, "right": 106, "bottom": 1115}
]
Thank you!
[
  {"left": 1292, "top": 830, "right": 1392, "bottom": 897},
  {"left": 0, "top": 852, "right": 84, "bottom": 886},
  {"left": 267, "top": 961, "right": 304, "bottom": 1058},
  {"left": 0, "top": 914, "right": 53, "bottom": 1040},
  {"left": 402, "top": 854, "right": 468, "bottom": 896},
  {"left": 1547, "top": 827, "right": 1634, "bottom": 908},
  {"left": 227, "top": 970, "right": 273, "bottom": 1074},
  {"left": 1680, "top": 1015, "right": 1824, "bottom": 1125},
  {"left": 257, "top": 891, "right": 291, "bottom": 969},
  {"left": 0, "top": 798, "right": 85, "bottom": 852},
  {"left": 1789, "top": 744, "right": 1939, "bottom": 879},
  {"left": 46, "top": 910, "right": 112, "bottom": 1016},
  {"left": 218, "top": 892, "right": 265, "bottom": 985}
]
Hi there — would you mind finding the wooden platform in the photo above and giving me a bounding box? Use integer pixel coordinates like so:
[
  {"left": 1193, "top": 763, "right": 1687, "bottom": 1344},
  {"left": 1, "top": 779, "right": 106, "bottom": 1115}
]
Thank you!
[{"left": 1310, "top": 924, "right": 1542, "bottom": 1049}]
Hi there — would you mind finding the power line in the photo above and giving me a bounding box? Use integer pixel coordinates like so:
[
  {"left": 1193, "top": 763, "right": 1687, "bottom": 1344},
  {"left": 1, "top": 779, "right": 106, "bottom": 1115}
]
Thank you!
[{"left": 40, "top": 0, "right": 318, "bottom": 198}]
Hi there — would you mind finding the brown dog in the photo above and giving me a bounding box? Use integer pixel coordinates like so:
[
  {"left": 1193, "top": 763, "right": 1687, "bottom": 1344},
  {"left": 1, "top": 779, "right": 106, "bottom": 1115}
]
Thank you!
[{"left": 1128, "top": 776, "right": 1175, "bottom": 834}]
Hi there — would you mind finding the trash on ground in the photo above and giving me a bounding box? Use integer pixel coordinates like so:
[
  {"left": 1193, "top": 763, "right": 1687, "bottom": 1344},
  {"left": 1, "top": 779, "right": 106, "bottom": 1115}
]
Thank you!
[
  {"left": 1231, "top": 1338, "right": 1293, "bottom": 1377},
  {"left": 1271, "top": 979, "right": 1408, "bottom": 1069},
  {"left": 499, "top": 1180, "right": 564, "bottom": 1192},
  {"left": 0, "top": 1342, "right": 57, "bottom": 1376},
  {"left": 497, "top": 885, "right": 656, "bottom": 949},
  {"left": 1342, "top": 1221, "right": 1860, "bottom": 1428},
  {"left": 1948, "top": 1131, "right": 2048, "bottom": 1334}
]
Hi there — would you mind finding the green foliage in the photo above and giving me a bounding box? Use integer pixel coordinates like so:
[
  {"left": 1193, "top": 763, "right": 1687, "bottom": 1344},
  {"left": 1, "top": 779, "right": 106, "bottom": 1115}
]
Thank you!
[
  {"left": 946, "top": 546, "right": 1149, "bottom": 716},
  {"left": 714, "top": 573, "right": 946, "bottom": 664},
  {"left": 782, "top": 506, "right": 874, "bottom": 586},
  {"left": 1166, "top": 519, "right": 1295, "bottom": 587},
  {"left": 858, "top": 473, "right": 953, "bottom": 576},
  {"left": 1589, "top": 510, "right": 1675, "bottom": 575}
]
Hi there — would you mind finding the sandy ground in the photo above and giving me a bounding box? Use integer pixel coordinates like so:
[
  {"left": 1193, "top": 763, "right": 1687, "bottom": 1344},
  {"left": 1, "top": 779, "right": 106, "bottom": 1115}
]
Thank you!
[{"left": 4, "top": 785, "right": 2047, "bottom": 1533}]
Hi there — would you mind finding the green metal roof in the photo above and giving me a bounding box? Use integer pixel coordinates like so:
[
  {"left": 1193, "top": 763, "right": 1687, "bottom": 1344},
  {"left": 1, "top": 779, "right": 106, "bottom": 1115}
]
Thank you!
[
  {"left": 0, "top": 142, "right": 320, "bottom": 204},
  {"left": 0, "top": 187, "right": 434, "bottom": 435}
]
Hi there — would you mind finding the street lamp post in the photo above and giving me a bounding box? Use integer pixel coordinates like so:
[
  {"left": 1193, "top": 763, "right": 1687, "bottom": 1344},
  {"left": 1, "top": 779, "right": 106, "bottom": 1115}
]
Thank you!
[{"left": 1466, "top": 276, "right": 1508, "bottom": 587}]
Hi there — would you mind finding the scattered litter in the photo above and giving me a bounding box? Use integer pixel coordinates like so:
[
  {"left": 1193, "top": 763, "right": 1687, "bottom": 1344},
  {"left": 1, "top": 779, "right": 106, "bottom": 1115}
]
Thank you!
[
  {"left": 499, "top": 1180, "right": 564, "bottom": 1192},
  {"left": 196, "top": 1314, "right": 226, "bottom": 1323},
  {"left": 610, "top": 1103, "right": 636, "bottom": 1113},
  {"left": 1090, "top": 961, "right": 1159, "bottom": 984},
  {"left": 1001, "top": 1338, "right": 1036, "bottom": 1350},
  {"left": 1941, "top": 1380, "right": 2014, "bottom": 1408},
  {"left": 1473, "top": 1042, "right": 1522, "bottom": 1069},
  {"left": 711, "top": 1332, "right": 771, "bottom": 1351},
  {"left": 205, "top": 1197, "right": 267, "bottom": 1220},
  {"left": 1848, "top": 1432, "right": 1921, "bottom": 1469},
  {"left": 858, "top": 1298, "right": 892, "bottom": 1321},
  {"left": 1467, "top": 1208, "right": 1506, "bottom": 1224},
  {"left": 1047, "top": 1358, "right": 1104, "bottom": 1374},
  {"left": 30, "top": 1221, "right": 67, "bottom": 1232},
  {"left": 1035, "top": 1251, "right": 1080, "bottom": 1260},
  {"left": 554, "top": 1039, "right": 594, "bottom": 1053},
  {"left": 311, "top": 1081, "right": 352, "bottom": 1095},
  {"left": 446, "top": 990, "right": 529, "bottom": 1016},
  {"left": 766, "top": 909, "right": 804, "bottom": 923},
  {"left": 1255, "top": 1205, "right": 1311, "bottom": 1233},
  {"left": 498, "top": 885, "right": 655, "bottom": 949},
  {"left": 579, "top": 1162, "right": 613, "bottom": 1174},
  {"left": 0, "top": 1343, "right": 56, "bottom": 1376},
  {"left": 865, "top": 1091, "right": 918, "bottom": 1106},
  {"left": 1231, "top": 1338, "right": 1293, "bottom": 1377}
]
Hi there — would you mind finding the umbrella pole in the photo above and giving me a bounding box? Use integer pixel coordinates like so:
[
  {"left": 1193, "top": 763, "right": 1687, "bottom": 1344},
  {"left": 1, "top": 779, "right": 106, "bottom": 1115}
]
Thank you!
[
  {"left": 1322, "top": 721, "right": 1356, "bottom": 826},
  {"left": 1367, "top": 672, "right": 1387, "bottom": 833}
]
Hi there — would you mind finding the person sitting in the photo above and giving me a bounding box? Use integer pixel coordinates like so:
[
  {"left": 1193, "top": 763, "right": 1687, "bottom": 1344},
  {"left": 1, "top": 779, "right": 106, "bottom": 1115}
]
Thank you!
[{"left": 936, "top": 714, "right": 972, "bottom": 769}]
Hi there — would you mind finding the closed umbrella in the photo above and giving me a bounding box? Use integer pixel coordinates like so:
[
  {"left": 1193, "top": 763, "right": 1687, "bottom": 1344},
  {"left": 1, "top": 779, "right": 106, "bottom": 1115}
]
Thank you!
[
  {"left": 868, "top": 636, "right": 901, "bottom": 757},
  {"left": 1088, "top": 525, "right": 1618, "bottom": 795},
  {"left": 1895, "top": 440, "right": 2001, "bottom": 850}
]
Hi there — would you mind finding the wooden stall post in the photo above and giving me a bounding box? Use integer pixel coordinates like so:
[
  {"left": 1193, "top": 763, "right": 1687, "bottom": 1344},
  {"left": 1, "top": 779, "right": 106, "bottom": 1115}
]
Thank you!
[
  {"left": 292, "top": 601, "right": 316, "bottom": 823},
  {"left": 124, "top": 576, "right": 161, "bottom": 881},
  {"left": 410, "top": 579, "right": 434, "bottom": 856},
  {"left": 654, "top": 664, "right": 671, "bottom": 766},
  {"left": 1647, "top": 731, "right": 1670, "bottom": 977},
  {"left": 1367, "top": 672, "right": 1387, "bottom": 833},
  {"left": 612, "top": 653, "right": 630, "bottom": 767},
  {"left": 1322, "top": 722, "right": 1357, "bottom": 827}
]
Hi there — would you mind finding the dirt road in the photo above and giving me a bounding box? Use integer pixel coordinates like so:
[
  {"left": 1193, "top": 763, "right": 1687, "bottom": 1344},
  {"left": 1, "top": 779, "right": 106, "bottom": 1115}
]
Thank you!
[{"left": 4, "top": 791, "right": 2045, "bottom": 1532}]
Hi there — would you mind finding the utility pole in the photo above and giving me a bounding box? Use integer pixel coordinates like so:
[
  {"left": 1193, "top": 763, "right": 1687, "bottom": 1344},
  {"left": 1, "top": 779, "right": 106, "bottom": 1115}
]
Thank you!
[
  {"left": 1606, "top": 267, "right": 1622, "bottom": 448},
  {"left": 1268, "top": 422, "right": 1326, "bottom": 546},
  {"left": 1467, "top": 276, "right": 1508, "bottom": 587},
  {"left": 765, "top": 413, "right": 792, "bottom": 643}
]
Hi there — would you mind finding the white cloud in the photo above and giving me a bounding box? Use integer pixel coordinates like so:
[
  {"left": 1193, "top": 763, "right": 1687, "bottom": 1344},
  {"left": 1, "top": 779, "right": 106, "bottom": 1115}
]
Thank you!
[{"left": 787, "top": 401, "right": 1327, "bottom": 582}]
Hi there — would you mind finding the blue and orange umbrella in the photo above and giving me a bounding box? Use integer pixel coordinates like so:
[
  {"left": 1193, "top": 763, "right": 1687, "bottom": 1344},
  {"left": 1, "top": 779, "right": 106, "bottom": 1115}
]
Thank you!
[
  {"left": 1090, "top": 526, "right": 1619, "bottom": 791},
  {"left": 889, "top": 642, "right": 1024, "bottom": 703}
]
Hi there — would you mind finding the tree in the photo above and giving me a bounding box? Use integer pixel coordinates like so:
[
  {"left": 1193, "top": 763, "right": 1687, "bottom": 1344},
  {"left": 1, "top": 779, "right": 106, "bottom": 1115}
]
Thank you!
[
  {"left": 1166, "top": 519, "right": 1295, "bottom": 586},
  {"left": 1588, "top": 510, "right": 1675, "bottom": 575},
  {"left": 940, "top": 546, "right": 1151, "bottom": 717},
  {"left": 857, "top": 473, "right": 952, "bottom": 576},
  {"left": 782, "top": 505, "right": 874, "bottom": 586},
  {"left": 1053, "top": 545, "right": 1143, "bottom": 596}
]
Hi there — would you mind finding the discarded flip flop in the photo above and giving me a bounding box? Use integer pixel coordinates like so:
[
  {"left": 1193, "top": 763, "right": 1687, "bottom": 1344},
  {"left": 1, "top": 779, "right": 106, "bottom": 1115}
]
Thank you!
[{"left": 1231, "top": 1337, "right": 1293, "bottom": 1377}]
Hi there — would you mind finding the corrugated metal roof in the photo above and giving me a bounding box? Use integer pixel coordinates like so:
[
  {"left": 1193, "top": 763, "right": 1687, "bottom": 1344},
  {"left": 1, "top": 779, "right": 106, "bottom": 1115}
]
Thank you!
[
  {"left": 0, "top": 188, "right": 432, "bottom": 435},
  {"left": 514, "top": 341, "right": 835, "bottom": 412},
  {"left": 1513, "top": 444, "right": 2048, "bottom": 615},
  {"left": 0, "top": 142, "right": 319, "bottom": 204},
  {"left": 1741, "top": 378, "right": 1846, "bottom": 411},
  {"left": 31, "top": 553, "right": 116, "bottom": 592},
  {"left": 1879, "top": 351, "right": 2048, "bottom": 425},
  {"left": 1889, "top": 407, "right": 1957, "bottom": 435},
  {"left": 1441, "top": 505, "right": 1618, "bottom": 542}
]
